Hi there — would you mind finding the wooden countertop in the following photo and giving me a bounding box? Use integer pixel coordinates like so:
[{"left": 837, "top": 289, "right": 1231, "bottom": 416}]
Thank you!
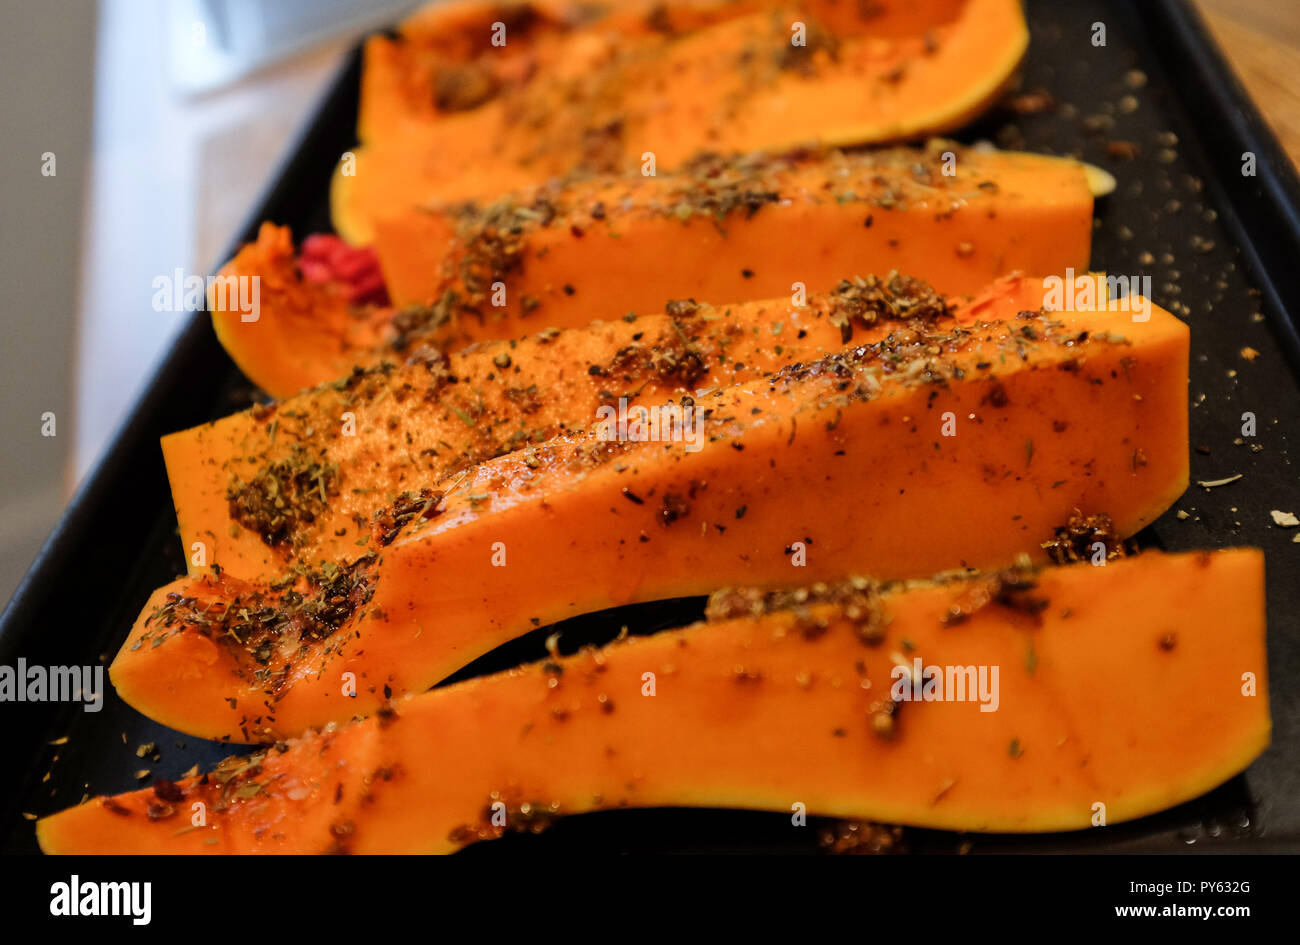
[{"left": 1194, "top": 0, "right": 1300, "bottom": 169}]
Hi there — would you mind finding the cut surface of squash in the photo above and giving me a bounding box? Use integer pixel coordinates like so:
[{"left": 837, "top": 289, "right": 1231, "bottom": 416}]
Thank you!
[
  {"left": 46, "top": 550, "right": 1269, "bottom": 853},
  {"left": 115, "top": 291, "right": 1189, "bottom": 741},
  {"left": 333, "top": 0, "right": 1030, "bottom": 244},
  {"left": 209, "top": 223, "right": 394, "bottom": 399},
  {"left": 177, "top": 274, "right": 1040, "bottom": 581}
]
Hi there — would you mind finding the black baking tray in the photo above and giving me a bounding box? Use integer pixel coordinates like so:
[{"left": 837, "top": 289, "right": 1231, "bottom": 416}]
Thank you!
[{"left": 2, "top": 0, "right": 1298, "bottom": 855}]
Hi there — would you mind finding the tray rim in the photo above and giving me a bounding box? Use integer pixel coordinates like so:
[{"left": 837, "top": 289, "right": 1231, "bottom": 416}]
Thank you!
[{"left": 1143, "top": 0, "right": 1300, "bottom": 372}]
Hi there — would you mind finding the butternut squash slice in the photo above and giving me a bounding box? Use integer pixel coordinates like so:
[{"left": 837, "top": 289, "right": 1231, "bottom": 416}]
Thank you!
[
  {"left": 332, "top": 0, "right": 1030, "bottom": 244},
  {"left": 219, "top": 145, "right": 1093, "bottom": 395},
  {"left": 113, "top": 292, "right": 1189, "bottom": 742},
  {"left": 45, "top": 549, "right": 1269, "bottom": 853},
  {"left": 179, "top": 274, "right": 1041, "bottom": 582},
  {"left": 374, "top": 146, "right": 1094, "bottom": 337}
]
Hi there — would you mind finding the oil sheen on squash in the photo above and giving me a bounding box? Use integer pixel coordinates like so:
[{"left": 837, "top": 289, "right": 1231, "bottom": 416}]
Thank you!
[
  {"left": 181, "top": 274, "right": 1039, "bottom": 582},
  {"left": 42, "top": 550, "right": 1268, "bottom": 853},
  {"left": 373, "top": 146, "right": 1094, "bottom": 340}
]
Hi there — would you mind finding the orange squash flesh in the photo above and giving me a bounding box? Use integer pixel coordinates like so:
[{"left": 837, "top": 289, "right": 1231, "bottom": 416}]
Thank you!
[
  {"left": 174, "top": 275, "right": 1042, "bottom": 582},
  {"left": 44, "top": 550, "right": 1269, "bottom": 853},
  {"left": 222, "top": 146, "right": 1092, "bottom": 396},
  {"left": 209, "top": 223, "right": 394, "bottom": 399},
  {"left": 375, "top": 146, "right": 1094, "bottom": 336},
  {"left": 365, "top": 0, "right": 998, "bottom": 142},
  {"left": 332, "top": 0, "right": 1029, "bottom": 245},
  {"left": 358, "top": 1, "right": 766, "bottom": 143},
  {"left": 113, "top": 294, "right": 1189, "bottom": 742},
  {"left": 358, "top": 0, "right": 597, "bottom": 143}
]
